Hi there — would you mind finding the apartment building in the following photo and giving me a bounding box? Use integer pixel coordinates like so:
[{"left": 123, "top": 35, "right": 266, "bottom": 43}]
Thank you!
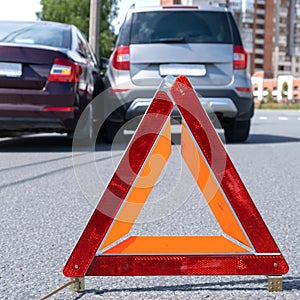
[
  {"left": 160, "top": 0, "right": 182, "bottom": 4},
  {"left": 244, "top": 0, "right": 300, "bottom": 78}
]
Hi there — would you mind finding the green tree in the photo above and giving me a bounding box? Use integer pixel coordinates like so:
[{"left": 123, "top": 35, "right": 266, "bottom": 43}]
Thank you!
[
  {"left": 100, "top": 0, "right": 119, "bottom": 58},
  {"left": 282, "top": 82, "right": 288, "bottom": 101},
  {"left": 265, "top": 88, "right": 274, "bottom": 104},
  {"left": 37, "top": 0, "right": 119, "bottom": 58}
]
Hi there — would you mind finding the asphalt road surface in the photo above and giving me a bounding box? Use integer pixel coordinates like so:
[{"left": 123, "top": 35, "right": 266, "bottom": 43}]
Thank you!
[{"left": 0, "top": 109, "right": 299, "bottom": 299}]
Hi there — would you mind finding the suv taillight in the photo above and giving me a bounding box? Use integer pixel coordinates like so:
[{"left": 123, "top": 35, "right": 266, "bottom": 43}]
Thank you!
[
  {"left": 233, "top": 45, "right": 247, "bottom": 70},
  {"left": 48, "top": 58, "right": 82, "bottom": 82},
  {"left": 112, "top": 46, "right": 130, "bottom": 70}
]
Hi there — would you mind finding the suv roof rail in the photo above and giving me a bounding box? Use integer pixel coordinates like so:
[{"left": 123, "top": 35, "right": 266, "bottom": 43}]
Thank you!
[{"left": 162, "top": 5, "right": 199, "bottom": 9}]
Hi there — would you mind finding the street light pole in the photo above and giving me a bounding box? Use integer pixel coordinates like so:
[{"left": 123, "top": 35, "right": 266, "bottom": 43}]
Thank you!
[{"left": 89, "top": 0, "right": 100, "bottom": 59}]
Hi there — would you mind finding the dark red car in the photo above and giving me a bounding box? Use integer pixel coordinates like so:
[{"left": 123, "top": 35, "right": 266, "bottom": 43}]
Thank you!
[{"left": 0, "top": 20, "right": 104, "bottom": 140}]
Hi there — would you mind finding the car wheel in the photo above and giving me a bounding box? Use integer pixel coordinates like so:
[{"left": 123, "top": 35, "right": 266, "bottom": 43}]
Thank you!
[
  {"left": 93, "top": 73, "right": 104, "bottom": 98},
  {"left": 224, "top": 119, "right": 250, "bottom": 143},
  {"left": 73, "top": 103, "right": 94, "bottom": 146}
]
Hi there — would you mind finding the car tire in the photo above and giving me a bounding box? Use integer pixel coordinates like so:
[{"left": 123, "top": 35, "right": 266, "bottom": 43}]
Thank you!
[
  {"left": 224, "top": 119, "right": 250, "bottom": 143},
  {"left": 93, "top": 73, "right": 104, "bottom": 98},
  {"left": 72, "top": 103, "right": 94, "bottom": 146}
]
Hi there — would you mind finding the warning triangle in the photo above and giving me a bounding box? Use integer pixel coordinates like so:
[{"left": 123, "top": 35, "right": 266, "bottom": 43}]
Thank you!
[{"left": 63, "top": 76, "right": 288, "bottom": 278}]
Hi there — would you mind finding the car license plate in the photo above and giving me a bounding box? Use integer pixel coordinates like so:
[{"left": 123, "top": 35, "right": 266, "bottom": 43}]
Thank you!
[
  {"left": 0, "top": 62, "right": 22, "bottom": 77},
  {"left": 159, "top": 64, "right": 206, "bottom": 76}
]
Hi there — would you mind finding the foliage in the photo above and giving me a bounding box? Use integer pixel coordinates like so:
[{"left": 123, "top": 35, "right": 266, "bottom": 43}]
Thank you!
[
  {"left": 282, "top": 81, "right": 288, "bottom": 99},
  {"left": 255, "top": 101, "right": 300, "bottom": 110},
  {"left": 37, "top": 0, "right": 119, "bottom": 58},
  {"left": 264, "top": 88, "right": 275, "bottom": 104},
  {"left": 100, "top": 0, "right": 118, "bottom": 57}
]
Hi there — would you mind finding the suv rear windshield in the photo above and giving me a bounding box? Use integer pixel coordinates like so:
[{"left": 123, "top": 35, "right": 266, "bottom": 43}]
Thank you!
[{"left": 130, "top": 11, "right": 232, "bottom": 44}]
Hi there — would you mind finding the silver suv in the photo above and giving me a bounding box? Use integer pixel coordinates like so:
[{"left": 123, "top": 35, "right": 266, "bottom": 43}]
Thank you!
[{"left": 104, "top": 5, "right": 254, "bottom": 142}]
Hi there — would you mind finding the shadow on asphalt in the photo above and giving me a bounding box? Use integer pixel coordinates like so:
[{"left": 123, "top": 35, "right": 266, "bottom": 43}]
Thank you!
[
  {"left": 0, "top": 132, "right": 184, "bottom": 153},
  {"left": 71, "top": 276, "right": 299, "bottom": 298},
  {"left": 246, "top": 134, "right": 300, "bottom": 144},
  {"left": 1, "top": 132, "right": 300, "bottom": 152},
  {"left": 0, "top": 134, "right": 112, "bottom": 153}
]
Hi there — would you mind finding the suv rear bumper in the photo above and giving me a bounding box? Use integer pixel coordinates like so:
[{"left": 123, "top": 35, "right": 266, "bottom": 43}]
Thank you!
[
  {"left": 125, "top": 97, "right": 239, "bottom": 120},
  {"left": 105, "top": 87, "right": 254, "bottom": 124}
]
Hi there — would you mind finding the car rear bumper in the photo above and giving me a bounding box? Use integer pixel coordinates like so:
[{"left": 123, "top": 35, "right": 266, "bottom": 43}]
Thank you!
[
  {"left": 0, "top": 104, "right": 76, "bottom": 132},
  {"left": 0, "top": 117, "right": 67, "bottom": 131}
]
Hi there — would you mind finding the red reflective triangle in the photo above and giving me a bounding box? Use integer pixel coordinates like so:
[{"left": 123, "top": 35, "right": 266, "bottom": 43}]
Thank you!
[{"left": 63, "top": 76, "right": 288, "bottom": 278}]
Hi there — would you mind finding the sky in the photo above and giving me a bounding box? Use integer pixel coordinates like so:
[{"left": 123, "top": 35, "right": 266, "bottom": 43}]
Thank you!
[
  {"left": 0, "top": 0, "right": 42, "bottom": 21},
  {"left": 0, "top": 0, "right": 160, "bottom": 33},
  {"left": 114, "top": 0, "right": 160, "bottom": 33}
]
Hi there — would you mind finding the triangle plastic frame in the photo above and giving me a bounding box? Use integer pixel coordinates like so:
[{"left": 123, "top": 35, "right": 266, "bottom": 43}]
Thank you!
[{"left": 63, "top": 76, "right": 288, "bottom": 278}]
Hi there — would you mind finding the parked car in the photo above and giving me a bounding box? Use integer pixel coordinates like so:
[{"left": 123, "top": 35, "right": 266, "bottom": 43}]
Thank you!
[
  {"left": 0, "top": 20, "right": 104, "bottom": 141},
  {"left": 104, "top": 5, "right": 254, "bottom": 142},
  {"left": 99, "top": 57, "right": 109, "bottom": 76}
]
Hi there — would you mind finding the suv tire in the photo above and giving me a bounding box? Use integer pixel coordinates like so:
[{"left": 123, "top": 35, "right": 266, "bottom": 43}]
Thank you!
[{"left": 224, "top": 119, "right": 250, "bottom": 143}]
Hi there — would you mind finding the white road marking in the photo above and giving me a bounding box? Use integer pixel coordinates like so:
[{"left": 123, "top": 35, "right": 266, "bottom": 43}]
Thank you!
[
  {"left": 259, "top": 116, "right": 268, "bottom": 120},
  {"left": 278, "top": 116, "right": 288, "bottom": 121}
]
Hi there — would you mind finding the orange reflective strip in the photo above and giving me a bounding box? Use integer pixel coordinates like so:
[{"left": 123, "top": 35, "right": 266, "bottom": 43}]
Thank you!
[
  {"left": 100, "top": 121, "right": 172, "bottom": 250},
  {"left": 104, "top": 236, "right": 249, "bottom": 254},
  {"left": 181, "top": 123, "right": 251, "bottom": 249}
]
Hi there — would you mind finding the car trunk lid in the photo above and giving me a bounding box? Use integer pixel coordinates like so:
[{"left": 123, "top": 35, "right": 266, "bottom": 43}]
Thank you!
[{"left": 0, "top": 44, "right": 68, "bottom": 89}]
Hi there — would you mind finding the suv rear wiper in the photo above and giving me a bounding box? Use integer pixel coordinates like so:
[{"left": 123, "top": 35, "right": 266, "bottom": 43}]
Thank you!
[{"left": 151, "top": 37, "right": 186, "bottom": 43}]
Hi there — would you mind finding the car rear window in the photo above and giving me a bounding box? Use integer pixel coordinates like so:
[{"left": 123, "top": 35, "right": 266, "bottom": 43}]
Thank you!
[
  {"left": 130, "top": 11, "right": 232, "bottom": 44},
  {"left": 0, "top": 22, "right": 70, "bottom": 49}
]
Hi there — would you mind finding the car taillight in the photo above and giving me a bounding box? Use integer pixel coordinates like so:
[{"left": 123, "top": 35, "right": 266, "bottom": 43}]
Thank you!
[
  {"left": 112, "top": 46, "right": 130, "bottom": 70},
  {"left": 48, "top": 58, "right": 83, "bottom": 82},
  {"left": 233, "top": 45, "right": 248, "bottom": 70},
  {"left": 43, "top": 106, "right": 74, "bottom": 112}
]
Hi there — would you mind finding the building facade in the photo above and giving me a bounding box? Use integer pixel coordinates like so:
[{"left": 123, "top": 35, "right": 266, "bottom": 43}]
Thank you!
[
  {"left": 252, "top": 72, "right": 300, "bottom": 103},
  {"left": 160, "top": 0, "right": 182, "bottom": 4},
  {"left": 246, "top": 0, "right": 300, "bottom": 78}
]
